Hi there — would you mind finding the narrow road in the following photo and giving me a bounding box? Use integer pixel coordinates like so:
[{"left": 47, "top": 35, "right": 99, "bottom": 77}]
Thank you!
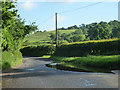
[{"left": 2, "top": 57, "right": 119, "bottom": 88}]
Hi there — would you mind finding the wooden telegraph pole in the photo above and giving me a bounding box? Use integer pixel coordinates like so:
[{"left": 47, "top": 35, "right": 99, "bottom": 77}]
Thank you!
[{"left": 55, "top": 13, "right": 58, "bottom": 48}]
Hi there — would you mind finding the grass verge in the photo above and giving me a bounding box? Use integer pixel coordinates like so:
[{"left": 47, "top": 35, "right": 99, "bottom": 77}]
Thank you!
[
  {"left": 2, "top": 51, "right": 23, "bottom": 70},
  {"left": 42, "top": 55, "right": 51, "bottom": 58},
  {"left": 50, "top": 55, "right": 120, "bottom": 70}
]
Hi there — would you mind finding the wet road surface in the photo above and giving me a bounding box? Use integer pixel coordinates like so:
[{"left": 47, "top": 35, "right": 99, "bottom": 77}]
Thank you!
[{"left": 1, "top": 57, "right": 119, "bottom": 88}]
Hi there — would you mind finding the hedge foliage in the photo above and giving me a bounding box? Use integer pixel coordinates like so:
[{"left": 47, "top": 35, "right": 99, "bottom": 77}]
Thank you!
[
  {"left": 2, "top": 51, "right": 23, "bottom": 70},
  {"left": 53, "top": 39, "right": 120, "bottom": 57},
  {"left": 20, "top": 45, "right": 55, "bottom": 57}
]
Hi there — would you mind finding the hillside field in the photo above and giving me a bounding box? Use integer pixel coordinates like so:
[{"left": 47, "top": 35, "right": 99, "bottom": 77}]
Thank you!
[{"left": 25, "top": 29, "right": 76, "bottom": 43}]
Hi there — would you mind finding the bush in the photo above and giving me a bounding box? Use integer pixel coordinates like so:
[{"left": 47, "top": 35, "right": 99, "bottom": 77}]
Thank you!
[
  {"left": 2, "top": 50, "right": 23, "bottom": 70},
  {"left": 20, "top": 45, "right": 55, "bottom": 57},
  {"left": 58, "top": 40, "right": 68, "bottom": 45},
  {"left": 53, "top": 39, "right": 120, "bottom": 57}
]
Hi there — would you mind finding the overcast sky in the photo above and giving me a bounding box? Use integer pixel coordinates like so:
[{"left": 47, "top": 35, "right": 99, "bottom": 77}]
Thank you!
[{"left": 16, "top": 0, "right": 118, "bottom": 31}]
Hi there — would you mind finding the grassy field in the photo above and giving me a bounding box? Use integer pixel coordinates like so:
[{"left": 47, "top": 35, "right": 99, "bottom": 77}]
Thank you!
[
  {"left": 49, "top": 29, "right": 76, "bottom": 34},
  {"left": 50, "top": 55, "right": 120, "bottom": 71},
  {"left": 25, "top": 29, "right": 76, "bottom": 43},
  {"left": 25, "top": 32, "right": 50, "bottom": 42}
]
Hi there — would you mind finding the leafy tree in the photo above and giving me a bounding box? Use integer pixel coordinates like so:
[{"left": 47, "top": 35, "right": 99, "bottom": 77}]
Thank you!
[
  {"left": 61, "top": 33, "right": 67, "bottom": 40},
  {"left": 50, "top": 20, "right": 119, "bottom": 43},
  {"left": 74, "top": 29, "right": 83, "bottom": 35},
  {"left": 109, "top": 20, "right": 120, "bottom": 38},
  {"left": 58, "top": 27, "right": 66, "bottom": 30},
  {"left": 43, "top": 30, "right": 46, "bottom": 32},
  {"left": 72, "top": 35, "right": 85, "bottom": 42},
  {"left": 99, "top": 21, "right": 112, "bottom": 39},
  {"left": 49, "top": 33, "right": 56, "bottom": 41},
  {"left": 24, "top": 22, "right": 38, "bottom": 35},
  {"left": 87, "top": 22, "right": 113, "bottom": 40},
  {"left": 67, "top": 25, "right": 78, "bottom": 30},
  {"left": 2, "top": 0, "right": 38, "bottom": 51},
  {"left": 79, "top": 24, "right": 88, "bottom": 34}
]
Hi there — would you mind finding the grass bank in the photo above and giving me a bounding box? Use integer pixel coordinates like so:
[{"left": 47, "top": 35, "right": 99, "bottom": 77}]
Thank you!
[
  {"left": 2, "top": 51, "right": 23, "bottom": 70},
  {"left": 50, "top": 55, "right": 120, "bottom": 70}
]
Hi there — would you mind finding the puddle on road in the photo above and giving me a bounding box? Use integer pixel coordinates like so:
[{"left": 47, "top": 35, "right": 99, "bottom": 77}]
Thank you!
[
  {"left": 25, "top": 68, "right": 35, "bottom": 71},
  {"left": 46, "top": 63, "right": 117, "bottom": 74},
  {"left": 50, "top": 63, "right": 59, "bottom": 65}
]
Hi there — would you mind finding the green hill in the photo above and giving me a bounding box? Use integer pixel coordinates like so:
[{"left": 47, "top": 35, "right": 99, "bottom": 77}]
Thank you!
[
  {"left": 49, "top": 29, "right": 76, "bottom": 34},
  {"left": 25, "top": 29, "right": 76, "bottom": 43},
  {"left": 24, "top": 20, "right": 120, "bottom": 46}
]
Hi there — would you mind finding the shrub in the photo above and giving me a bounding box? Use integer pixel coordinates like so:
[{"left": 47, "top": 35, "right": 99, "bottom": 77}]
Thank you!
[
  {"left": 58, "top": 40, "right": 68, "bottom": 45},
  {"left": 53, "top": 39, "right": 120, "bottom": 57},
  {"left": 20, "top": 45, "right": 55, "bottom": 57},
  {"left": 2, "top": 50, "right": 23, "bottom": 70}
]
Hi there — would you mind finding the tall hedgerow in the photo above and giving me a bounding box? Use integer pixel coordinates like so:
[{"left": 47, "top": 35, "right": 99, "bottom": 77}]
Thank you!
[{"left": 53, "top": 39, "right": 120, "bottom": 57}]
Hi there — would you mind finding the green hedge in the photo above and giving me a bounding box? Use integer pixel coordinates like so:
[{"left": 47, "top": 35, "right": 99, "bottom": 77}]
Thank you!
[
  {"left": 2, "top": 50, "right": 23, "bottom": 70},
  {"left": 20, "top": 45, "right": 55, "bottom": 57},
  {"left": 53, "top": 39, "right": 120, "bottom": 57}
]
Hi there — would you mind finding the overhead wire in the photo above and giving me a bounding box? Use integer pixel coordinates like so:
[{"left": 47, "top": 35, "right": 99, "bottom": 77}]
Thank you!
[
  {"left": 36, "top": 15, "right": 54, "bottom": 30},
  {"left": 58, "top": 0, "right": 105, "bottom": 14},
  {"left": 37, "top": 15, "right": 54, "bottom": 26},
  {"left": 37, "top": 1, "right": 105, "bottom": 30}
]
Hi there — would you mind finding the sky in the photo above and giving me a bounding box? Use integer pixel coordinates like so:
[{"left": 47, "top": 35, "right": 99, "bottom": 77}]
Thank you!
[{"left": 16, "top": 0, "right": 119, "bottom": 31}]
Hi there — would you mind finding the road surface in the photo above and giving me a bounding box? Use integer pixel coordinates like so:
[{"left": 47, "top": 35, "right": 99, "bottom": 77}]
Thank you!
[{"left": 2, "top": 57, "right": 119, "bottom": 88}]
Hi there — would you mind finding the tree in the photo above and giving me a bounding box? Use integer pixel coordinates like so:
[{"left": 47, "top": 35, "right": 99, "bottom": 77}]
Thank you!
[
  {"left": 2, "top": 1, "right": 20, "bottom": 51},
  {"left": 24, "top": 22, "right": 38, "bottom": 35},
  {"left": 99, "top": 21, "right": 112, "bottom": 39},
  {"left": 2, "top": 1, "right": 38, "bottom": 51},
  {"left": 87, "top": 22, "right": 112, "bottom": 40},
  {"left": 49, "top": 33, "right": 56, "bottom": 41},
  {"left": 74, "top": 29, "right": 83, "bottom": 35},
  {"left": 108, "top": 20, "right": 120, "bottom": 38},
  {"left": 73, "top": 35, "right": 85, "bottom": 42},
  {"left": 58, "top": 27, "right": 66, "bottom": 30},
  {"left": 61, "top": 33, "right": 67, "bottom": 40},
  {"left": 67, "top": 25, "right": 78, "bottom": 30}
]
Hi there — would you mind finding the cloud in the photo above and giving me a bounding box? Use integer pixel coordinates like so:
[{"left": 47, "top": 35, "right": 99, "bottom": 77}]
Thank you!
[{"left": 21, "top": 0, "right": 38, "bottom": 11}]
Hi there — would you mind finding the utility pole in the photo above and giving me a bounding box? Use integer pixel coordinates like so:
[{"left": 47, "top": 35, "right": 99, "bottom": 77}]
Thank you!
[
  {"left": 118, "top": 1, "right": 120, "bottom": 38},
  {"left": 55, "top": 12, "right": 58, "bottom": 48}
]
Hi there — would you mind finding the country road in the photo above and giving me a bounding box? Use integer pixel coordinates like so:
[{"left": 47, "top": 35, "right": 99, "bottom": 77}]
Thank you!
[{"left": 2, "top": 57, "right": 119, "bottom": 88}]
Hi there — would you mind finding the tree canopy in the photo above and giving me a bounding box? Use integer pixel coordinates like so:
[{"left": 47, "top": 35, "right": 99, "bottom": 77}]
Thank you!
[
  {"left": 50, "top": 20, "right": 120, "bottom": 43},
  {"left": 2, "top": 0, "right": 38, "bottom": 51}
]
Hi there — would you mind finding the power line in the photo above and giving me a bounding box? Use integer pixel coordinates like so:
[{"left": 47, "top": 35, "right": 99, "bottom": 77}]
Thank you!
[
  {"left": 37, "top": 1, "right": 105, "bottom": 26},
  {"left": 37, "top": 1, "right": 105, "bottom": 30},
  {"left": 37, "top": 15, "right": 54, "bottom": 26},
  {"left": 58, "top": 1, "right": 105, "bottom": 14}
]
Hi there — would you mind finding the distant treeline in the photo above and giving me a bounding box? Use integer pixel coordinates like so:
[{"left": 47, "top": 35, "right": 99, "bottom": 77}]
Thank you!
[
  {"left": 50, "top": 20, "right": 120, "bottom": 43},
  {"left": 58, "top": 25, "right": 78, "bottom": 30}
]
